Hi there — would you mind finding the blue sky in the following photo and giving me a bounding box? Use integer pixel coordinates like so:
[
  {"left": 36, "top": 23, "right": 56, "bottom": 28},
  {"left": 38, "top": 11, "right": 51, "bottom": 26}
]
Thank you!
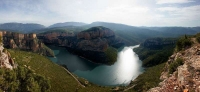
[{"left": 0, "top": 0, "right": 200, "bottom": 27}]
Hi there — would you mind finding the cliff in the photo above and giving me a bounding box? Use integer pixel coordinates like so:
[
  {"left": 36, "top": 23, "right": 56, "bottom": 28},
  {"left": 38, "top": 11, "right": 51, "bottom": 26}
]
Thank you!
[
  {"left": 0, "top": 40, "right": 15, "bottom": 70},
  {"left": 37, "top": 26, "right": 123, "bottom": 64},
  {"left": 0, "top": 31, "right": 54, "bottom": 57},
  {"left": 142, "top": 37, "right": 176, "bottom": 49},
  {"left": 69, "top": 26, "right": 120, "bottom": 64},
  {"left": 148, "top": 36, "right": 200, "bottom": 92}
]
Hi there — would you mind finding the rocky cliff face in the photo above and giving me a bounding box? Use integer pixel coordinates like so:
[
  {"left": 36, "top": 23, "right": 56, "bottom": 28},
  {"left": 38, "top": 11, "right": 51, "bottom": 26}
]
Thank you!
[
  {"left": 142, "top": 38, "right": 176, "bottom": 49},
  {"left": 77, "top": 27, "right": 115, "bottom": 40},
  {"left": 0, "top": 41, "right": 15, "bottom": 70},
  {"left": 37, "top": 26, "right": 123, "bottom": 64},
  {"left": 68, "top": 26, "right": 121, "bottom": 64},
  {"left": 37, "top": 31, "right": 74, "bottom": 45},
  {"left": 1, "top": 31, "right": 54, "bottom": 57},
  {"left": 148, "top": 38, "right": 200, "bottom": 92}
]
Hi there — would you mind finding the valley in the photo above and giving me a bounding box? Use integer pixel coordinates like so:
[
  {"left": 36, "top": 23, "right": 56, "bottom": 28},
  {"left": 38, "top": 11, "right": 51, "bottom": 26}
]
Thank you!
[{"left": 0, "top": 22, "right": 199, "bottom": 92}]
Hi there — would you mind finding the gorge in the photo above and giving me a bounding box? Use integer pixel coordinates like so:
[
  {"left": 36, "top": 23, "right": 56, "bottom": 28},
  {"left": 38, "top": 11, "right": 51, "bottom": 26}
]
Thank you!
[{"left": 48, "top": 45, "right": 143, "bottom": 86}]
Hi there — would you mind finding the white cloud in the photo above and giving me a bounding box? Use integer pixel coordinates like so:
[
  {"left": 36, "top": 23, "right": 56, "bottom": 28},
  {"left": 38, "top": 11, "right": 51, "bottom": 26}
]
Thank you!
[
  {"left": 0, "top": 0, "right": 199, "bottom": 26},
  {"left": 157, "top": 7, "right": 179, "bottom": 12},
  {"left": 156, "top": 0, "right": 195, "bottom": 4},
  {"left": 156, "top": 5, "right": 200, "bottom": 26}
]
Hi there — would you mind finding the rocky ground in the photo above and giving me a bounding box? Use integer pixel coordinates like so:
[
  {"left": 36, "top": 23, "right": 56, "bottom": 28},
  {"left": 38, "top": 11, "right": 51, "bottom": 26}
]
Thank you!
[{"left": 148, "top": 38, "right": 200, "bottom": 92}]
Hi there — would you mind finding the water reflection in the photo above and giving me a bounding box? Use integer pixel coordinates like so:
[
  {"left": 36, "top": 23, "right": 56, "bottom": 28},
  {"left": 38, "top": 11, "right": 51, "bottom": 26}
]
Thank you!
[{"left": 48, "top": 45, "right": 143, "bottom": 86}]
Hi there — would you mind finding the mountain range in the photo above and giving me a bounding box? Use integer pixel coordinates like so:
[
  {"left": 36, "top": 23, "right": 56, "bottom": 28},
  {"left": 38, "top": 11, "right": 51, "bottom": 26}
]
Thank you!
[{"left": 0, "top": 22, "right": 200, "bottom": 45}]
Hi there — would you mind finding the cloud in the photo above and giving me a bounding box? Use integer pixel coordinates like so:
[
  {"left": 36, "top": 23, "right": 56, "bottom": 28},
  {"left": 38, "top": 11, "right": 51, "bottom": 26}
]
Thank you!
[
  {"left": 156, "top": 5, "right": 200, "bottom": 26},
  {"left": 0, "top": 0, "right": 199, "bottom": 26},
  {"left": 157, "top": 7, "right": 179, "bottom": 12},
  {"left": 156, "top": 0, "right": 195, "bottom": 4}
]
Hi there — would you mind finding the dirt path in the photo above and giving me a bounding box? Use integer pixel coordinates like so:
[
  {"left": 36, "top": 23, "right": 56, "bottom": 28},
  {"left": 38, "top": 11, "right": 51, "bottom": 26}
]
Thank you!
[
  {"left": 61, "top": 66, "right": 85, "bottom": 88},
  {"left": 123, "top": 85, "right": 135, "bottom": 91}
]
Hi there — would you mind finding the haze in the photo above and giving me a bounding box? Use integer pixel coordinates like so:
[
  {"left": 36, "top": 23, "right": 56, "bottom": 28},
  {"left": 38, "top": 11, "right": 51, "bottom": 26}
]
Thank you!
[{"left": 0, "top": 0, "right": 200, "bottom": 27}]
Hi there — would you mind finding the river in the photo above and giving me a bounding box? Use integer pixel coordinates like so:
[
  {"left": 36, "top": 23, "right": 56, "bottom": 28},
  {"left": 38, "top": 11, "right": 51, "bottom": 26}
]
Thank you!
[{"left": 48, "top": 45, "right": 144, "bottom": 86}]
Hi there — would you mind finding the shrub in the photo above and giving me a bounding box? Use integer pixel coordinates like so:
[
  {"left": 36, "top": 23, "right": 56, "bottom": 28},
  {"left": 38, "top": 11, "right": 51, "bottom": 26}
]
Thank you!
[
  {"left": 176, "top": 36, "right": 192, "bottom": 51},
  {"left": 169, "top": 58, "right": 184, "bottom": 74},
  {"left": 196, "top": 36, "right": 200, "bottom": 43},
  {"left": 0, "top": 66, "right": 51, "bottom": 92}
]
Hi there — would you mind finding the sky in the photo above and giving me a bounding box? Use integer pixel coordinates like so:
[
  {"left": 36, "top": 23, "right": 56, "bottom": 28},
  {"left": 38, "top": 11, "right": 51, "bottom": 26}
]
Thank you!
[{"left": 0, "top": 0, "right": 200, "bottom": 27}]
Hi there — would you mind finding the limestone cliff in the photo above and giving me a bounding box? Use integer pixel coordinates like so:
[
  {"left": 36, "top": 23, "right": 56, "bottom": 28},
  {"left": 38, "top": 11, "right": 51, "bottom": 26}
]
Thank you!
[
  {"left": 37, "top": 26, "right": 123, "bottom": 64},
  {"left": 68, "top": 26, "right": 121, "bottom": 64},
  {"left": 0, "top": 41, "right": 15, "bottom": 70},
  {"left": 148, "top": 37, "right": 200, "bottom": 92},
  {"left": 0, "top": 31, "right": 54, "bottom": 57}
]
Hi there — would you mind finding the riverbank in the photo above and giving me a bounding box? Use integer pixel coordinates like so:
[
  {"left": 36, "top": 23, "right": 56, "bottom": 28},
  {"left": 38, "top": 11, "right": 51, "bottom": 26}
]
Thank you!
[{"left": 48, "top": 45, "right": 143, "bottom": 86}]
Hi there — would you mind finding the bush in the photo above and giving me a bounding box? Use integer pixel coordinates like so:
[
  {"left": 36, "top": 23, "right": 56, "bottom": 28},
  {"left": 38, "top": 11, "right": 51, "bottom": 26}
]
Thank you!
[
  {"left": 134, "top": 45, "right": 175, "bottom": 67},
  {"left": 0, "top": 66, "right": 51, "bottom": 92},
  {"left": 129, "top": 63, "right": 165, "bottom": 92},
  {"left": 196, "top": 36, "right": 200, "bottom": 43},
  {"left": 169, "top": 58, "right": 184, "bottom": 74},
  {"left": 176, "top": 36, "right": 192, "bottom": 51}
]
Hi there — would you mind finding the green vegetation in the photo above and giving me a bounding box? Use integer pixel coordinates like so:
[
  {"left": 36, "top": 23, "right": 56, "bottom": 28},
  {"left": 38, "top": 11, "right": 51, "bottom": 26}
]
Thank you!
[
  {"left": 127, "top": 63, "right": 165, "bottom": 92},
  {"left": 196, "top": 36, "right": 200, "bottom": 43},
  {"left": 0, "top": 66, "right": 50, "bottom": 92},
  {"left": 176, "top": 35, "right": 192, "bottom": 51},
  {"left": 126, "top": 38, "right": 176, "bottom": 91},
  {"left": 37, "top": 26, "right": 84, "bottom": 34},
  {"left": 83, "top": 26, "right": 109, "bottom": 32},
  {"left": 169, "top": 58, "right": 184, "bottom": 74},
  {"left": 0, "top": 36, "right": 2, "bottom": 43},
  {"left": 105, "top": 47, "right": 118, "bottom": 65},
  {"left": 195, "top": 33, "right": 200, "bottom": 43},
  {"left": 8, "top": 49, "right": 111, "bottom": 92},
  {"left": 39, "top": 43, "right": 55, "bottom": 57},
  {"left": 134, "top": 45, "right": 175, "bottom": 67}
]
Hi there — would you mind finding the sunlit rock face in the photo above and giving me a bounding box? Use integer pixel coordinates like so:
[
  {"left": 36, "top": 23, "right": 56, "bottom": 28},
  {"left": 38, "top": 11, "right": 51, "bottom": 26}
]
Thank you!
[
  {"left": 77, "top": 26, "right": 115, "bottom": 40},
  {"left": 0, "top": 43, "right": 14, "bottom": 70},
  {"left": 1, "top": 31, "right": 54, "bottom": 57}
]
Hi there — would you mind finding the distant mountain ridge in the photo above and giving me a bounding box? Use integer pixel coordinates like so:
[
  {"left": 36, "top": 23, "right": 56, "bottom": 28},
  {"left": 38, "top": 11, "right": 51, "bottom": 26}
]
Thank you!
[
  {"left": 48, "top": 22, "right": 87, "bottom": 28},
  {"left": 0, "top": 23, "right": 45, "bottom": 33},
  {"left": 1, "top": 21, "right": 200, "bottom": 46}
]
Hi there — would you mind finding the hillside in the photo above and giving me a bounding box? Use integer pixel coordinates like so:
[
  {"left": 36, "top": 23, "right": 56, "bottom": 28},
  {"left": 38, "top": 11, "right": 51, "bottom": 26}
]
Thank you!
[
  {"left": 40, "top": 22, "right": 200, "bottom": 46},
  {"left": 7, "top": 49, "right": 112, "bottom": 92},
  {"left": 148, "top": 34, "right": 200, "bottom": 91},
  {"left": 134, "top": 37, "right": 176, "bottom": 67},
  {"left": 121, "top": 37, "right": 176, "bottom": 92},
  {"left": 1, "top": 22, "right": 198, "bottom": 46}
]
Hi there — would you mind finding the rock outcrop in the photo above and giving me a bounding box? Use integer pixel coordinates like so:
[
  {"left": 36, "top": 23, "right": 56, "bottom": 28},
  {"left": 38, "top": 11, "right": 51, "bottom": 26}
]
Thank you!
[
  {"left": 0, "top": 31, "right": 54, "bottom": 57},
  {"left": 37, "top": 26, "right": 123, "bottom": 64},
  {"left": 148, "top": 38, "right": 200, "bottom": 92},
  {"left": 142, "top": 38, "right": 176, "bottom": 49},
  {"left": 68, "top": 26, "right": 121, "bottom": 64},
  {"left": 77, "top": 27, "right": 115, "bottom": 40},
  {"left": 0, "top": 41, "right": 15, "bottom": 70}
]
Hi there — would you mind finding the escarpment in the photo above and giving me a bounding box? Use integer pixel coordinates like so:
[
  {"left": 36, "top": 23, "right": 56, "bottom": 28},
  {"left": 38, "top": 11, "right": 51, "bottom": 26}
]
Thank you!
[
  {"left": 70, "top": 27, "right": 120, "bottom": 64},
  {"left": 37, "top": 26, "right": 124, "bottom": 64},
  {"left": 148, "top": 36, "right": 200, "bottom": 92},
  {"left": 0, "top": 38, "right": 16, "bottom": 70},
  {"left": 0, "top": 31, "right": 54, "bottom": 57}
]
